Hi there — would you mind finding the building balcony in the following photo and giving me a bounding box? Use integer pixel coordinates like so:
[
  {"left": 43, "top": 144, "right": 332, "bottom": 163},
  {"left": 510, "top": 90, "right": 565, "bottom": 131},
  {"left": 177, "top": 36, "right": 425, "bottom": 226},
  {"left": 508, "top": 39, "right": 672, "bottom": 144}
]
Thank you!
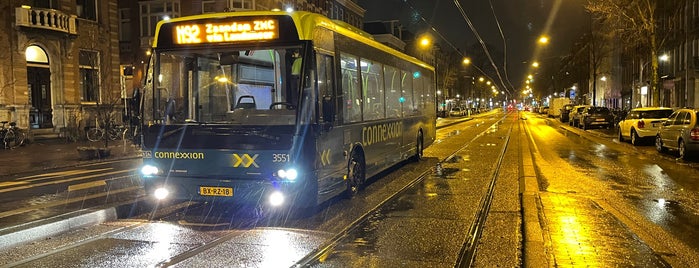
[{"left": 15, "top": 6, "right": 77, "bottom": 35}]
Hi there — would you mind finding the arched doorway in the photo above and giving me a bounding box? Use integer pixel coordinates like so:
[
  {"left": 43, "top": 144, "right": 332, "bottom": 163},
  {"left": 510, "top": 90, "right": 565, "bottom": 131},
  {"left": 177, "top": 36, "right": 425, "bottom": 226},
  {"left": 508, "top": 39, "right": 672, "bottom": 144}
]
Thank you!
[{"left": 26, "top": 45, "right": 53, "bottom": 129}]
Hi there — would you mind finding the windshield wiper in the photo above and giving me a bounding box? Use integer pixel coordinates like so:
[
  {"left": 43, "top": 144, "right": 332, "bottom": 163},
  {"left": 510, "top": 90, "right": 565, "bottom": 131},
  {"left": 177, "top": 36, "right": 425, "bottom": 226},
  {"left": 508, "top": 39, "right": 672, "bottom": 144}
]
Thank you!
[{"left": 161, "top": 126, "right": 187, "bottom": 139}]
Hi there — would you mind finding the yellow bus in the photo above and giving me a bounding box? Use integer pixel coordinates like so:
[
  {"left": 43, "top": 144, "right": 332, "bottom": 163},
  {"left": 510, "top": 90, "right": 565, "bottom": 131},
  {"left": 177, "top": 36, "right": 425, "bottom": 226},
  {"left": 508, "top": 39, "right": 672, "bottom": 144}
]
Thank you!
[{"left": 138, "top": 11, "right": 436, "bottom": 213}]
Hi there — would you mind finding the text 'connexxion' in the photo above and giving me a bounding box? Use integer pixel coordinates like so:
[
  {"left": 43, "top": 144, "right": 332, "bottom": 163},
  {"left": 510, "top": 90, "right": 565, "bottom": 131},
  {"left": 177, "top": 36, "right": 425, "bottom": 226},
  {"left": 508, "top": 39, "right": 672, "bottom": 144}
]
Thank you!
[
  {"left": 362, "top": 122, "right": 403, "bottom": 146},
  {"left": 154, "top": 151, "right": 205, "bottom": 159}
]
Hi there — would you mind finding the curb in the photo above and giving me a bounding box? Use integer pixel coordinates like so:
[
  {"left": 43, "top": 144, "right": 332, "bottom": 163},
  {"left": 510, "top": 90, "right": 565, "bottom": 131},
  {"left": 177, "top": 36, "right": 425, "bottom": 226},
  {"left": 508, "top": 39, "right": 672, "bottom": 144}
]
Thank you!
[
  {"left": 0, "top": 207, "right": 117, "bottom": 251},
  {"left": 520, "top": 117, "right": 548, "bottom": 267}
]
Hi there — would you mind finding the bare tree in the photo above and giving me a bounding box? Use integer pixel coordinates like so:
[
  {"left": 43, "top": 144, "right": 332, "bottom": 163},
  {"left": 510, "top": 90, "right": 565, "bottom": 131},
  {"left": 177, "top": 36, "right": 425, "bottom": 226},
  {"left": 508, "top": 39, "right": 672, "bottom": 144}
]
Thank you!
[
  {"left": 586, "top": 20, "right": 616, "bottom": 106},
  {"left": 80, "top": 24, "right": 122, "bottom": 152},
  {"left": 586, "top": 0, "right": 682, "bottom": 106}
]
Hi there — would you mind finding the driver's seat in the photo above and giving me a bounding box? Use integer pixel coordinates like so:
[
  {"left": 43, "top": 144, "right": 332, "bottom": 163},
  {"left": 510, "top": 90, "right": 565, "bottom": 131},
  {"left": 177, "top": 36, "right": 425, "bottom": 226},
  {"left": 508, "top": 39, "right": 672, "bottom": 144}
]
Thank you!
[{"left": 235, "top": 95, "right": 256, "bottom": 109}]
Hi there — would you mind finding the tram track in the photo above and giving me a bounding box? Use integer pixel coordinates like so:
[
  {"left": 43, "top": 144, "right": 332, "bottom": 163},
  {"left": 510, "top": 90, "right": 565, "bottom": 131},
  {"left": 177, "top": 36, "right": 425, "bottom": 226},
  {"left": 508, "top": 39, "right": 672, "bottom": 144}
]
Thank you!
[
  {"left": 0, "top": 113, "right": 518, "bottom": 267},
  {"left": 294, "top": 113, "right": 513, "bottom": 267}
]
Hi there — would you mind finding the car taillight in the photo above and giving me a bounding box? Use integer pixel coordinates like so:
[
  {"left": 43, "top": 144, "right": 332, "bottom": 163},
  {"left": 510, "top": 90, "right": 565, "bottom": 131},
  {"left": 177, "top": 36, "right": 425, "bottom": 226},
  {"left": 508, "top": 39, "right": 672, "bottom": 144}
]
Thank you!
[
  {"left": 691, "top": 128, "right": 699, "bottom": 140},
  {"left": 637, "top": 120, "right": 645, "bottom": 128}
]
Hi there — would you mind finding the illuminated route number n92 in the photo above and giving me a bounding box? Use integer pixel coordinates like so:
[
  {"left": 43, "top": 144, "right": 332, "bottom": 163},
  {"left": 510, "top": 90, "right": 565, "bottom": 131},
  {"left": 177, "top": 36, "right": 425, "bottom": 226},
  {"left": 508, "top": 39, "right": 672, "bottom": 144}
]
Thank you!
[{"left": 176, "top": 25, "right": 201, "bottom": 44}]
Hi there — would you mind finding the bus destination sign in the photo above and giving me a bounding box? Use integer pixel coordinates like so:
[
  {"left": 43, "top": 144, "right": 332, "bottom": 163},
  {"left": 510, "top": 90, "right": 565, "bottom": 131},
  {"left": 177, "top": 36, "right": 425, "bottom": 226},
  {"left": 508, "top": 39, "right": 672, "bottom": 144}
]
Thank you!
[{"left": 174, "top": 19, "right": 278, "bottom": 44}]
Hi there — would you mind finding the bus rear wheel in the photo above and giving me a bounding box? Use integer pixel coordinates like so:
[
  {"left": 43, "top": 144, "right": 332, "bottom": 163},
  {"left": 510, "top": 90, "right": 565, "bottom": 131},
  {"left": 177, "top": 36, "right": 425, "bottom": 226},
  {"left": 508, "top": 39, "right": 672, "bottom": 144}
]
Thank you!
[{"left": 345, "top": 153, "right": 365, "bottom": 198}]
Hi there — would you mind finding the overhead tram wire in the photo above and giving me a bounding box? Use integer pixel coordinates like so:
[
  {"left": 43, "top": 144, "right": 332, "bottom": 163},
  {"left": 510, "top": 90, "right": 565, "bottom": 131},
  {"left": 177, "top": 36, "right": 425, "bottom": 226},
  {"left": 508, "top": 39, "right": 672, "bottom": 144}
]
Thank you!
[
  {"left": 488, "top": 0, "right": 515, "bottom": 93},
  {"left": 403, "top": 0, "right": 500, "bottom": 87},
  {"left": 452, "top": 0, "right": 511, "bottom": 95}
]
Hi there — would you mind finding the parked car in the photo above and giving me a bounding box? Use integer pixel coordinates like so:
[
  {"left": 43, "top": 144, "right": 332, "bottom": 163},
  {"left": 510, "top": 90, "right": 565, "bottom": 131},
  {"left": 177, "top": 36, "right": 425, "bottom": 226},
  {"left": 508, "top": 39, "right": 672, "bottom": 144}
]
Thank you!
[
  {"left": 560, "top": 104, "right": 575, "bottom": 123},
  {"left": 578, "top": 106, "right": 614, "bottom": 130},
  {"left": 568, "top": 105, "right": 590, "bottom": 127},
  {"left": 449, "top": 107, "right": 465, "bottom": 117},
  {"left": 618, "top": 107, "right": 673, "bottom": 145},
  {"left": 655, "top": 108, "right": 699, "bottom": 159}
]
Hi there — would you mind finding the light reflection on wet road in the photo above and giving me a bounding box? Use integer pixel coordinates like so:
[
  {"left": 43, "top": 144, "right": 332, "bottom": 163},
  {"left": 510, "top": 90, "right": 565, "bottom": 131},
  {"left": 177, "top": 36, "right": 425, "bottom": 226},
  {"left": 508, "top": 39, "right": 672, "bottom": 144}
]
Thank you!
[{"left": 524, "top": 112, "right": 699, "bottom": 261}]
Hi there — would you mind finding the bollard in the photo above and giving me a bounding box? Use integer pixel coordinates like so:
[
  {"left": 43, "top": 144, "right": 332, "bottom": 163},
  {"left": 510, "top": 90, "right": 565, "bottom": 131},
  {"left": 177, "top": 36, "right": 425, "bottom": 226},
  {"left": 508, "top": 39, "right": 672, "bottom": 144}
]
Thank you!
[{"left": 435, "top": 163, "right": 443, "bottom": 176}]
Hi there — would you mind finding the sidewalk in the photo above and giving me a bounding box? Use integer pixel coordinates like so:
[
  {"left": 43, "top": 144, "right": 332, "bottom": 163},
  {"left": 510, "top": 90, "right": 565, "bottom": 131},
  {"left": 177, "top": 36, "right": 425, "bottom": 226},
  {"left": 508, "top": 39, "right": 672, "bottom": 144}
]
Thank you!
[{"left": 0, "top": 138, "right": 140, "bottom": 177}]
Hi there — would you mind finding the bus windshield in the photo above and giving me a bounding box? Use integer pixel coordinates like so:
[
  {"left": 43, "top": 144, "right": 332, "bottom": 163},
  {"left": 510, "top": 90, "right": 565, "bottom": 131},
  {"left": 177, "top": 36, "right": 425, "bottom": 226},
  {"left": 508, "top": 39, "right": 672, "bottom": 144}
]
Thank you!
[{"left": 144, "top": 46, "right": 304, "bottom": 126}]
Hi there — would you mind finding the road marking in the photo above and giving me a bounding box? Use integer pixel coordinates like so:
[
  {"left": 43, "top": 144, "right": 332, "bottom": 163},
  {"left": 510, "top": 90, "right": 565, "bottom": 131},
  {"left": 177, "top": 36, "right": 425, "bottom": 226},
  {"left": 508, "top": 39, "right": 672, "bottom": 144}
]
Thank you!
[
  {"left": 67, "top": 180, "right": 107, "bottom": 191},
  {"left": 0, "top": 186, "right": 140, "bottom": 219},
  {"left": 14, "top": 168, "right": 113, "bottom": 181},
  {"left": 0, "top": 169, "right": 136, "bottom": 194},
  {"left": 0, "top": 181, "right": 29, "bottom": 188}
]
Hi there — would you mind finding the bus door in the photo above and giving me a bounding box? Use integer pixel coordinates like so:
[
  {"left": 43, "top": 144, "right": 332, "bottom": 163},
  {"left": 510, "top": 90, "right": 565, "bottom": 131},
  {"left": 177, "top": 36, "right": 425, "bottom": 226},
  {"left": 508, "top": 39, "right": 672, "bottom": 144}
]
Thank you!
[{"left": 315, "top": 53, "right": 346, "bottom": 194}]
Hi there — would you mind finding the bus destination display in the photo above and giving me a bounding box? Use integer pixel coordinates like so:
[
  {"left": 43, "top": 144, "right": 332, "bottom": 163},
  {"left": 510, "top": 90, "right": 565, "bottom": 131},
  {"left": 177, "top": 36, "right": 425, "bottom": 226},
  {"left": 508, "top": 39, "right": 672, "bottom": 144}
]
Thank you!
[{"left": 174, "top": 19, "right": 278, "bottom": 44}]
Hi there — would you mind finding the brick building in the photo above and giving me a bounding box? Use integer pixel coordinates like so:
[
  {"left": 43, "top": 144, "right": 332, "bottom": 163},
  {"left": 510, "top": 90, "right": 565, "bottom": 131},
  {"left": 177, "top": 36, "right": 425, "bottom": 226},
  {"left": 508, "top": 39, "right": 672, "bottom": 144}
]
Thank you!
[{"left": 0, "top": 0, "right": 121, "bottom": 140}]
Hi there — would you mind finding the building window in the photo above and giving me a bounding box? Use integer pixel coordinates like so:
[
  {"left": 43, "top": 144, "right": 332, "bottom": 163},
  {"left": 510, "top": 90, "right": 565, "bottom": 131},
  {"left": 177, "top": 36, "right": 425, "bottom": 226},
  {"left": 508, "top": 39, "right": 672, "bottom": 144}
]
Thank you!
[
  {"left": 33, "top": 0, "right": 59, "bottom": 9},
  {"left": 229, "top": 0, "right": 253, "bottom": 11},
  {"left": 76, "top": 0, "right": 97, "bottom": 21},
  {"left": 140, "top": 0, "right": 181, "bottom": 37},
  {"left": 202, "top": 0, "right": 217, "bottom": 13},
  {"left": 119, "top": 8, "right": 131, "bottom": 42},
  {"left": 80, "top": 50, "right": 100, "bottom": 102}
]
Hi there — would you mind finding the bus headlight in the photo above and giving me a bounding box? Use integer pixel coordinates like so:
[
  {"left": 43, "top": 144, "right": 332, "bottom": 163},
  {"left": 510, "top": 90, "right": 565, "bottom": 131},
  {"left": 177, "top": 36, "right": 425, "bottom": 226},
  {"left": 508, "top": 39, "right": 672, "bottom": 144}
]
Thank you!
[
  {"left": 269, "top": 191, "right": 285, "bottom": 207},
  {"left": 141, "top": 165, "right": 161, "bottom": 176},
  {"left": 153, "top": 187, "right": 169, "bottom": 200},
  {"left": 276, "top": 168, "right": 298, "bottom": 181}
]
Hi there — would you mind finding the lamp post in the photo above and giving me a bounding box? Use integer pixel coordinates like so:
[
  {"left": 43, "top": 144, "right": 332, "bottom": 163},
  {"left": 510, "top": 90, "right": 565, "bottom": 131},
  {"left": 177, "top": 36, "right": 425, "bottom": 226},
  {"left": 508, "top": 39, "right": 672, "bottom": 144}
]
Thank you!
[{"left": 637, "top": 54, "right": 669, "bottom": 107}]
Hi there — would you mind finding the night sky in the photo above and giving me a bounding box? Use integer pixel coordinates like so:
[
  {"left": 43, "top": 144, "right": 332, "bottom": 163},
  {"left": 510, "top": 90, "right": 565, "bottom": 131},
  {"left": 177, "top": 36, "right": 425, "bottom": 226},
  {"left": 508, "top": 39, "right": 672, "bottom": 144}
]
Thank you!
[{"left": 357, "top": 0, "right": 589, "bottom": 92}]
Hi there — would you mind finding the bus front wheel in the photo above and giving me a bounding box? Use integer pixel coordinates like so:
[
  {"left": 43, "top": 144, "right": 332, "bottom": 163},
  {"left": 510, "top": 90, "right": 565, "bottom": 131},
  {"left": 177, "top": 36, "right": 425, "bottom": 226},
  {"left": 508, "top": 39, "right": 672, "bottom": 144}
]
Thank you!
[{"left": 345, "top": 153, "right": 365, "bottom": 198}]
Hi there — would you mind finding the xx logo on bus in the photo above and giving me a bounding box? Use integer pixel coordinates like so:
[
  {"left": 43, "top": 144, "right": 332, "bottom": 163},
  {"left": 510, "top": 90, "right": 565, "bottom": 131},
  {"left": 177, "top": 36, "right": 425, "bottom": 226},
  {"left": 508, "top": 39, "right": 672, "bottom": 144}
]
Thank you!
[{"left": 232, "top": 154, "right": 259, "bottom": 168}]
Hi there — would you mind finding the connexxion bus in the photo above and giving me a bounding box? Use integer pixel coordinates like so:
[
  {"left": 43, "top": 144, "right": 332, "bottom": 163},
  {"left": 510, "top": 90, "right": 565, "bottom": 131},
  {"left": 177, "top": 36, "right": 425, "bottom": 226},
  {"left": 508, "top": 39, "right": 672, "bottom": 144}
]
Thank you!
[{"left": 139, "top": 11, "right": 436, "bottom": 211}]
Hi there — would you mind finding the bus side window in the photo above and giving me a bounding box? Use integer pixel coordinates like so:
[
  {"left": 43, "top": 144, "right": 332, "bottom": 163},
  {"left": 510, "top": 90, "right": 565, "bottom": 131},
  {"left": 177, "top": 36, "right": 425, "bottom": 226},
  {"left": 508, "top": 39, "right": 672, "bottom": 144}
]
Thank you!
[{"left": 318, "top": 53, "right": 335, "bottom": 124}]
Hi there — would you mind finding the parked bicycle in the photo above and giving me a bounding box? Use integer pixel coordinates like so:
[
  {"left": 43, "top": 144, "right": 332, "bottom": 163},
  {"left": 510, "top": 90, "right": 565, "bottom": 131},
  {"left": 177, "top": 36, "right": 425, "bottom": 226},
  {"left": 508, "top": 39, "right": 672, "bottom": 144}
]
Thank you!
[
  {"left": 0, "top": 121, "right": 26, "bottom": 149},
  {"left": 86, "top": 119, "right": 124, "bottom": 142}
]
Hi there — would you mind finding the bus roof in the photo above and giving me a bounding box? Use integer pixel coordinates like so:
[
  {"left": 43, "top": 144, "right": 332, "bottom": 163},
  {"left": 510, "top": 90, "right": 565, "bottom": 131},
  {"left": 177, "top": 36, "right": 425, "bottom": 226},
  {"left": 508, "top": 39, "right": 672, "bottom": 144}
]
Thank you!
[{"left": 153, "top": 11, "right": 434, "bottom": 72}]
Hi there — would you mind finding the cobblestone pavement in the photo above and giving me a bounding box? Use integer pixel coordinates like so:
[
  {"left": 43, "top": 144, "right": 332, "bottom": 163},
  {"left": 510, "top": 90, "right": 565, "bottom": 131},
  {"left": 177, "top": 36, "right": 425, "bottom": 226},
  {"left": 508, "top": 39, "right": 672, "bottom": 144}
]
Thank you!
[{"left": 540, "top": 193, "right": 668, "bottom": 267}]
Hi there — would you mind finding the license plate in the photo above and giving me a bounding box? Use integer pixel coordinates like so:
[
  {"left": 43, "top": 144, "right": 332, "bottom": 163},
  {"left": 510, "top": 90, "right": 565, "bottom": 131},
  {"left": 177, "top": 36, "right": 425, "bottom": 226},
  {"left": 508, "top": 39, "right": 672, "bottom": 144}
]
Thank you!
[{"left": 200, "top": 186, "right": 233, "bottom": 196}]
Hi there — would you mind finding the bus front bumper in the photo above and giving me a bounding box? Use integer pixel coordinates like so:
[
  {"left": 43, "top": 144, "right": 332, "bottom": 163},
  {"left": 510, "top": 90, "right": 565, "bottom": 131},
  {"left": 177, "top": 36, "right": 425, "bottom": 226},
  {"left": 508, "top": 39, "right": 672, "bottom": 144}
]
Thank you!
[{"left": 142, "top": 176, "right": 314, "bottom": 208}]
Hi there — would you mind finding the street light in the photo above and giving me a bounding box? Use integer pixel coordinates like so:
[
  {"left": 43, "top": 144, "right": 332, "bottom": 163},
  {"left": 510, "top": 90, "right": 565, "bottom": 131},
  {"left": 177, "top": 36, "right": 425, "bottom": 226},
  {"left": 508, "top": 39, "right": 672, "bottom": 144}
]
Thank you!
[
  {"left": 463, "top": 57, "right": 471, "bottom": 65},
  {"left": 538, "top": 35, "right": 550, "bottom": 45},
  {"left": 420, "top": 36, "right": 431, "bottom": 48}
]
